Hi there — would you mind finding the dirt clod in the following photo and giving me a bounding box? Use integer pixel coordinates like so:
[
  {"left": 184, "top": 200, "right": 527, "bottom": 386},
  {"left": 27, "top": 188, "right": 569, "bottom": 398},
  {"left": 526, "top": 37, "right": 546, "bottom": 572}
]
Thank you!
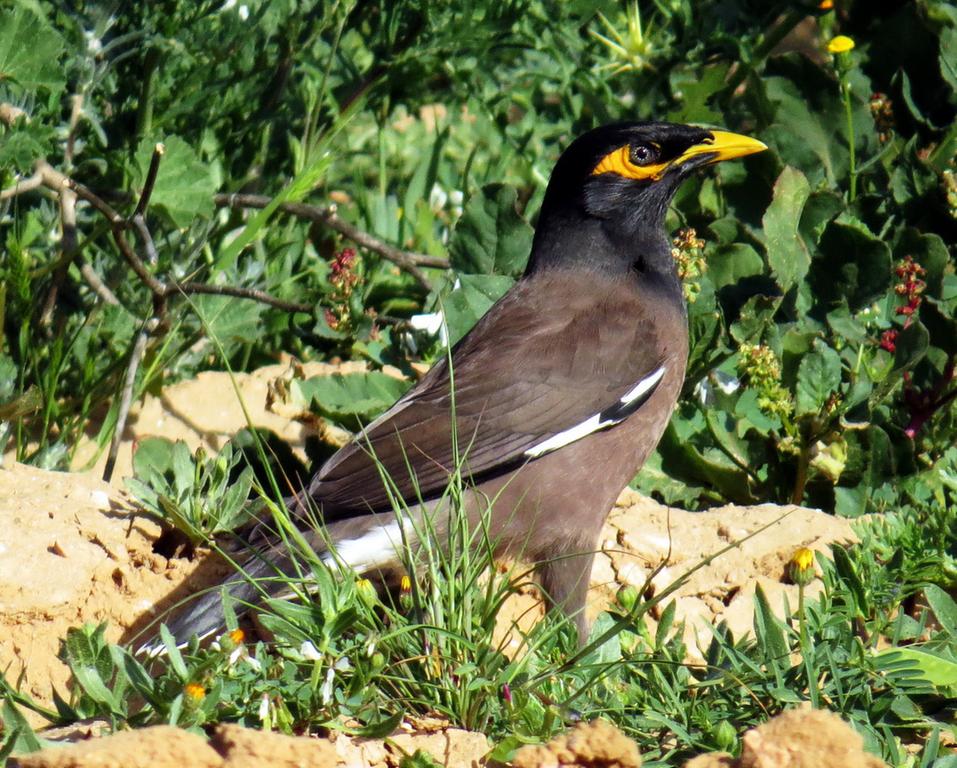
[
  {"left": 209, "top": 723, "right": 336, "bottom": 767},
  {"left": 513, "top": 719, "right": 642, "bottom": 768},
  {"left": 10, "top": 725, "right": 223, "bottom": 768},
  {"left": 682, "top": 709, "right": 886, "bottom": 768}
]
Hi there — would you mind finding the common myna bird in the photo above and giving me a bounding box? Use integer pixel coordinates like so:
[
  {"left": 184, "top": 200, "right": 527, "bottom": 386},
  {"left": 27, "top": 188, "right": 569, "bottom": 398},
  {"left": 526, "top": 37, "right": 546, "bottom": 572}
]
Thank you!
[{"left": 160, "top": 122, "right": 766, "bottom": 647}]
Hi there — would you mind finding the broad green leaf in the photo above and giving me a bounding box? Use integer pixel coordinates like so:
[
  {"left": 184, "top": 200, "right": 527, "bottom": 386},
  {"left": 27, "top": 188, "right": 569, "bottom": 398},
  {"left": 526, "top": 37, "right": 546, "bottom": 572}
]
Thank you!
[
  {"left": 193, "top": 293, "right": 265, "bottom": 344},
  {"left": 633, "top": 449, "right": 708, "bottom": 507},
  {"left": 939, "top": 27, "right": 957, "bottom": 94},
  {"left": 753, "top": 584, "right": 789, "bottom": 663},
  {"left": 796, "top": 341, "right": 842, "bottom": 416},
  {"left": 133, "top": 136, "right": 217, "bottom": 227},
  {"left": 442, "top": 274, "right": 514, "bottom": 346},
  {"left": 1, "top": 698, "right": 42, "bottom": 755},
  {"left": 449, "top": 184, "right": 532, "bottom": 277},
  {"left": 667, "top": 63, "right": 728, "bottom": 123},
  {"left": 798, "top": 190, "right": 844, "bottom": 245},
  {"left": 294, "top": 371, "right": 411, "bottom": 430},
  {"left": 813, "top": 215, "right": 892, "bottom": 311},
  {"left": 893, "top": 320, "right": 929, "bottom": 372},
  {"left": 734, "top": 388, "right": 780, "bottom": 435},
  {"left": 0, "top": 6, "right": 65, "bottom": 96},
  {"left": 877, "top": 647, "right": 957, "bottom": 687},
  {"left": 924, "top": 585, "right": 957, "bottom": 637},
  {"left": 0, "top": 122, "right": 54, "bottom": 172},
  {"left": 762, "top": 166, "right": 811, "bottom": 293},
  {"left": 706, "top": 243, "right": 764, "bottom": 291}
]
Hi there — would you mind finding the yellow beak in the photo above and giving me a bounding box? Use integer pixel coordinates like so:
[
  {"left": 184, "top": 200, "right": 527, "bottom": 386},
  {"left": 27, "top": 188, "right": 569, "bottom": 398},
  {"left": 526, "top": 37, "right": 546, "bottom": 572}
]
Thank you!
[{"left": 674, "top": 130, "right": 768, "bottom": 166}]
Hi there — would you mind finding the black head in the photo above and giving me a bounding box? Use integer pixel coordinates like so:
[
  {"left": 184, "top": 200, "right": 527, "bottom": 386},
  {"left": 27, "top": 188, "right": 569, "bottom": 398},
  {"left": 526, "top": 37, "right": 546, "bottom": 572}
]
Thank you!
[{"left": 528, "top": 122, "right": 766, "bottom": 280}]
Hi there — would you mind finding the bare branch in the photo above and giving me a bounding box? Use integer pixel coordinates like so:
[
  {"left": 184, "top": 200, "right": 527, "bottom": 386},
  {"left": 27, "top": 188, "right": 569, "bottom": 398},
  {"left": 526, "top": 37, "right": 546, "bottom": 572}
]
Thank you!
[
  {"left": 132, "top": 213, "right": 159, "bottom": 265},
  {"left": 134, "top": 143, "right": 165, "bottom": 218},
  {"left": 214, "top": 192, "right": 449, "bottom": 290},
  {"left": 77, "top": 258, "right": 120, "bottom": 306},
  {"left": 65, "top": 93, "right": 84, "bottom": 167},
  {"left": 39, "top": 180, "right": 79, "bottom": 327},
  {"left": 103, "top": 320, "right": 155, "bottom": 483},
  {"left": 0, "top": 172, "right": 43, "bottom": 201},
  {"left": 170, "top": 281, "right": 312, "bottom": 314}
]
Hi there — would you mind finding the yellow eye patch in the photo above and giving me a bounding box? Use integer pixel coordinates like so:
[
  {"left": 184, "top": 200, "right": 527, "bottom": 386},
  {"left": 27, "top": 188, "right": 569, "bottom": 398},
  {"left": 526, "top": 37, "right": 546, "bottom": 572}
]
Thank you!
[{"left": 591, "top": 145, "right": 670, "bottom": 181}]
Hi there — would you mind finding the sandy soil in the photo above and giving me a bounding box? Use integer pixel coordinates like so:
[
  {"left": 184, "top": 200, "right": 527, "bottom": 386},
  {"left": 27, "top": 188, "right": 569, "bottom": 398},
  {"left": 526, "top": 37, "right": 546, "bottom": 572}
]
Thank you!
[
  {"left": 0, "top": 363, "right": 867, "bottom": 766},
  {"left": 12, "top": 709, "right": 885, "bottom": 767}
]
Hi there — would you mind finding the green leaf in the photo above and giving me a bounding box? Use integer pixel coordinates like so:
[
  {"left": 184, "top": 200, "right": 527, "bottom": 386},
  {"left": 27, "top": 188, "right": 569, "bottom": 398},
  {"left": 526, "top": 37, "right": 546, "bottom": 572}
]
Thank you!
[
  {"left": 893, "top": 321, "right": 929, "bottom": 372},
  {"left": 442, "top": 274, "right": 514, "bottom": 346},
  {"left": 193, "top": 294, "right": 265, "bottom": 344},
  {"left": 796, "top": 341, "right": 842, "bottom": 416},
  {"left": 448, "top": 184, "right": 532, "bottom": 277},
  {"left": 939, "top": 27, "right": 957, "bottom": 94},
  {"left": 1, "top": 698, "right": 42, "bottom": 755},
  {"left": 132, "top": 136, "right": 217, "bottom": 227},
  {"left": 798, "top": 191, "right": 844, "bottom": 245},
  {"left": 762, "top": 166, "right": 811, "bottom": 293},
  {"left": 924, "top": 585, "right": 957, "bottom": 637},
  {"left": 706, "top": 243, "right": 765, "bottom": 291},
  {"left": 294, "top": 371, "right": 411, "bottom": 431},
  {"left": 813, "top": 215, "right": 892, "bottom": 311},
  {"left": 877, "top": 647, "right": 957, "bottom": 687},
  {"left": 753, "top": 584, "right": 789, "bottom": 661},
  {"left": 831, "top": 544, "right": 867, "bottom": 616},
  {"left": 0, "top": 6, "right": 65, "bottom": 96}
]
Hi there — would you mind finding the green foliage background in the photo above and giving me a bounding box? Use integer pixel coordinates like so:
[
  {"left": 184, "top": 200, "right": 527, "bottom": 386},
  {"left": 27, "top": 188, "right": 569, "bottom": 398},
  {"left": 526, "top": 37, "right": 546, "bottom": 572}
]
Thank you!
[
  {"left": 2, "top": 1, "right": 957, "bottom": 762},
  {"left": 2, "top": 0, "right": 956, "bottom": 516}
]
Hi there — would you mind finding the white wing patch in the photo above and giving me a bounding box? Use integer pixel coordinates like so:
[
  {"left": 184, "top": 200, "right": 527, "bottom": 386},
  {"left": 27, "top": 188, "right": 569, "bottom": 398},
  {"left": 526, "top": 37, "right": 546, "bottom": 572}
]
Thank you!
[
  {"left": 524, "top": 366, "right": 666, "bottom": 459},
  {"left": 322, "top": 521, "right": 408, "bottom": 572}
]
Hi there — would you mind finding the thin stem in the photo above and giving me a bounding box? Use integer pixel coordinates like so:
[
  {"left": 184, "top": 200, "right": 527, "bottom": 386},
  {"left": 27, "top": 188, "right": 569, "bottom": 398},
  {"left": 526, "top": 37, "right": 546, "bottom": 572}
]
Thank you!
[
  {"left": 214, "top": 193, "right": 446, "bottom": 289},
  {"left": 103, "top": 321, "right": 154, "bottom": 483},
  {"left": 134, "top": 143, "right": 165, "bottom": 218},
  {"left": 841, "top": 79, "right": 857, "bottom": 201}
]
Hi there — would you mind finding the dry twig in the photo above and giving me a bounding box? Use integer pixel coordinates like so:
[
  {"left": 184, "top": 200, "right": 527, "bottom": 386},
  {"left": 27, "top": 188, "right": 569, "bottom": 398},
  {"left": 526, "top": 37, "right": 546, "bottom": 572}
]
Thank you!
[{"left": 214, "top": 192, "right": 449, "bottom": 290}]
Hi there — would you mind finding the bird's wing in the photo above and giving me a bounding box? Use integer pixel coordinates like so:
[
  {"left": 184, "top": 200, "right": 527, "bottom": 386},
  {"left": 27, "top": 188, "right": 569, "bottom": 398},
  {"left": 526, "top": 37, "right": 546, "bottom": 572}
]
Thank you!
[{"left": 307, "top": 274, "right": 668, "bottom": 516}]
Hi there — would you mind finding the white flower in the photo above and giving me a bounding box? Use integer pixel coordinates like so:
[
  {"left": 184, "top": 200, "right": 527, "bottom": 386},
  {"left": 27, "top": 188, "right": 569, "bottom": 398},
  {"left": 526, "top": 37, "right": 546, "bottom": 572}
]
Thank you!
[
  {"left": 299, "top": 640, "right": 322, "bottom": 661},
  {"left": 429, "top": 183, "right": 448, "bottom": 213},
  {"left": 238, "top": 4, "right": 249, "bottom": 20},
  {"left": 258, "top": 693, "right": 270, "bottom": 721},
  {"left": 320, "top": 667, "right": 335, "bottom": 705}
]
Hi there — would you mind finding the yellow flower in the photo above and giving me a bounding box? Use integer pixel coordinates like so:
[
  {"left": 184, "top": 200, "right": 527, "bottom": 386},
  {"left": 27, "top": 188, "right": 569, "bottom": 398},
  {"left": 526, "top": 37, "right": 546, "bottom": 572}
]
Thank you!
[
  {"left": 818, "top": 0, "right": 834, "bottom": 10},
  {"left": 788, "top": 547, "right": 816, "bottom": 586},
  {"left": 827, "top": 35, "right": 855, "bottom": 54},
  {"left": 228, "top": 629, "right": 245, "bottom": 645},
  {"left": 184, "top": 682, "right": 206, "bottom": 702},
  {"left": 400, "top": 575, "right": 412, "bottom": 592}
]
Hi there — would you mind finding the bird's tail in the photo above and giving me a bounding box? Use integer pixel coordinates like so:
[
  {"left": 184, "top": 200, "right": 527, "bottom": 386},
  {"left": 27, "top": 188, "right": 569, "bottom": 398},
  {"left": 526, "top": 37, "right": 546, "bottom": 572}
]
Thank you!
[{"left": 138, "top": 530, "right": 315, "bottom": 656}]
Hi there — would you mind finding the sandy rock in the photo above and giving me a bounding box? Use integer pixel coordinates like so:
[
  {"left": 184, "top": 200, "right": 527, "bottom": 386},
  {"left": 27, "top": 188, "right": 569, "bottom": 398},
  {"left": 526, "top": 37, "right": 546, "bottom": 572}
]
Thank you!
[
  {"left": 209, "top": 723, "right": 336, "bottom": 767},
  {"left": 70, "top": 358, "right": 402, "bottom": 481},
  {"left": 332, "top": 719, "right": 489, "bottom": 767},
  {"left": 0, "top": 463, "right": 229, "bottom": 725},
  {"left": 683, "top": 709, "right": 886, "bottom": 768},
  {"left": 10, "top": 725, "right": 223, "bottom": 768},
  {"left": 513, "top": 719, "right": 642, "bottom": 768}
]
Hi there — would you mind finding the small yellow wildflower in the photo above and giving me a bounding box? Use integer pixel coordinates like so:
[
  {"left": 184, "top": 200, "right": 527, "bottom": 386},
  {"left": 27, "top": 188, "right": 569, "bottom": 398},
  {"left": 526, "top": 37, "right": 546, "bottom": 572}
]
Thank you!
[
  {"left": 827, "top": 35, "right": 855, "bottom": 54},
  {"left": 229, "top": 628, "right": 245, "bottom": 645},
  {"left": 356, "top": 578, "right": 377, "bottom": 603},
  {"left": 818, "top": 0, "right": 834, "bottom": 10},
  {"left": 184, "top": 682, "right": 206, "bottom": 702},
  {"left": 399, "top": 574, "right": 413, "bottom": 610},
  {"left": 788, "top": 547, "right": 816, "bottom": 586}
]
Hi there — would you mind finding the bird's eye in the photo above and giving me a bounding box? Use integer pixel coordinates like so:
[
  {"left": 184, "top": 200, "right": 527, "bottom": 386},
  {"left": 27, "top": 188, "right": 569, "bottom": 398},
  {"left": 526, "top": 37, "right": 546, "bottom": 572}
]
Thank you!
[{"left": 629, "top": 143, "right": 659, "bottom": 166}]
